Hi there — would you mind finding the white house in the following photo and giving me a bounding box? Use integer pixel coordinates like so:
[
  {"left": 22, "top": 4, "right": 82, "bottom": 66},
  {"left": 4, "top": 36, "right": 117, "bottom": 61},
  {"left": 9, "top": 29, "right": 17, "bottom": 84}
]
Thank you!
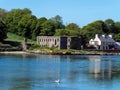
[{"left": 89, "top": 34, "right": 115, "bottom": 50}]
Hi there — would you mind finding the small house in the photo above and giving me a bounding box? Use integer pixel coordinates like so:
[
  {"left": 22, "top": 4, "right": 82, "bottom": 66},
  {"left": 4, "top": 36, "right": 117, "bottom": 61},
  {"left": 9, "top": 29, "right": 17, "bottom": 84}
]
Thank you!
[{"left": 89, "top": 34, "right": 115, "bottom": 50}]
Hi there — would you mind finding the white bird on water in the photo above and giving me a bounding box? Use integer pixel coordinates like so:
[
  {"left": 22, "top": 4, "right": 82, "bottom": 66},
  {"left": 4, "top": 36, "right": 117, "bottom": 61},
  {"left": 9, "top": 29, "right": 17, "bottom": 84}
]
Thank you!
[{"left": 55, "top": 79, "right": 60, "bottom": 84}]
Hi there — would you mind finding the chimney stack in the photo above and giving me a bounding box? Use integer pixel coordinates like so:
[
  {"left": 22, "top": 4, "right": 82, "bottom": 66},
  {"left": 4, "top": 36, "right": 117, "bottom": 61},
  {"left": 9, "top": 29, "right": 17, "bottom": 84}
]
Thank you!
[
  {"left": 108, "top": 35, "right": 112, "bottom": 38},
  {"left": 95, "top": 34, "right": 98, "bottom": 38},
  {"left": 102, "top": 35, "right": 105, "bottom": 37}
]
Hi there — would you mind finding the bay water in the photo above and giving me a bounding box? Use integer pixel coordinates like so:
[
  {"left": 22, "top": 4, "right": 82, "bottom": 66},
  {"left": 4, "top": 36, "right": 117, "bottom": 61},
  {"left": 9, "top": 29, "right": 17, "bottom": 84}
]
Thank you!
[{"left": 0, "top": 54, "right": 120, "bottom": 90}]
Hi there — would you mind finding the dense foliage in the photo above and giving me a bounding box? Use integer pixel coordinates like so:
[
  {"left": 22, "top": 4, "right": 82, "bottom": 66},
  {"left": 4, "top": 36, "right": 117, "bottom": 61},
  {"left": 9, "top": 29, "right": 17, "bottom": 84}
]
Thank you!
[
  {"left": 0, "top": 8, "right": 120, "bottom": 46},
  {"left": 0, "top": 20, "right": 7, "bottom": 41}
]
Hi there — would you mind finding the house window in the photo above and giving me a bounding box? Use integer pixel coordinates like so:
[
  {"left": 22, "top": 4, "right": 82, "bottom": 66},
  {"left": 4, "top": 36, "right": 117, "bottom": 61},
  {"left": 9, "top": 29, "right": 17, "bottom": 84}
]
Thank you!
[
  {"left": 98, "top": 46, "right": 100, "bottom": 50},
  {"left": 55, "top": 39, "right": 57, "bottom": 45},
  {"left": 57, "top": 39, "right": 59, "bottom": 42}
]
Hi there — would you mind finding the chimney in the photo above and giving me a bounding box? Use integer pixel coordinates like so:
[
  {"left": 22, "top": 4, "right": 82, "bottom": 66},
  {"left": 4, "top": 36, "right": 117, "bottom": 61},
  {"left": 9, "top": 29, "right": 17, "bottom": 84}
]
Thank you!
[
  {"left": 95, "top": 34, "right": 98, "bottom": 38},
  {"left": 108, "top": 35, "right": 112, "bottom": 38},
  {"left": 102, "top": 35, "right": 105, "bottom": 37}
]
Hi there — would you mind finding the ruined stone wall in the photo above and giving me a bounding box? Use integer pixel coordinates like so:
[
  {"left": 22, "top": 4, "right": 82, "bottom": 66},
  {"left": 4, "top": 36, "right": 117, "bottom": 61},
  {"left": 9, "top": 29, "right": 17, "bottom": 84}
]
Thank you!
[
  {"left": 37, "top": 36, "right": 81, "bottom": 49},
  {"left": 37, "top": 36, "right": 61, "bottom": 48}
]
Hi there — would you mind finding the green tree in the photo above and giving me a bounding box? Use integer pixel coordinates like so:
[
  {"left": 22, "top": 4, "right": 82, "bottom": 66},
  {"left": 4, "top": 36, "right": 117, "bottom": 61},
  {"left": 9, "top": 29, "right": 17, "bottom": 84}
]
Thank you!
[
  {"left": 114, "top": 22, "right": 120, "bottom": 33},
  {"left": 5, "top": 8, "right": 32, "bottom": 34},
  {"left": 81, "top": 20, "right": 104, "bottom": 44},
  {"left": 18, "top": 14, "right": 37, "bottom": 39},
  {"left": 114, "top": 33, "right": 120, "bottom": 42},
  {"left": 50, "top": 15, "right": 64, "bottom": 29},
  {"left": 34, "top": 17, "right": 47, "bottom": 36},
  {"left": 40, "top": 20, "right": 55, "bottom": 36},
  {"left": 104, "top": 19, "right": 115, "bottom": 33},
  {"left": 65, "top": 23, "right": 81, "bottom": 36},
  {"left": 0, "top": 20, "right": 7, "bottom": 41},
  {"left": 0, "top": 8, "right": 7, "bottom": 21},
  {"left": 54, "top": 29, "right": 81, "bottom": 36},
  {"left": 54, "top": 29, "right": 69, "bottom": 36},
  {"left": 65, "top": 23, "right": 80, "bottom": 30}
]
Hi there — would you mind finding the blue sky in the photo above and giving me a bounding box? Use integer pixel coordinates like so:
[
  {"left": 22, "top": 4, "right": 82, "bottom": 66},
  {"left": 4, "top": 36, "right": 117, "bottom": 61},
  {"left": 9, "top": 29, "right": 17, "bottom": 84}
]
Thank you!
[{"left": 1, "top": 0, "right": 120, "bottom": 27}]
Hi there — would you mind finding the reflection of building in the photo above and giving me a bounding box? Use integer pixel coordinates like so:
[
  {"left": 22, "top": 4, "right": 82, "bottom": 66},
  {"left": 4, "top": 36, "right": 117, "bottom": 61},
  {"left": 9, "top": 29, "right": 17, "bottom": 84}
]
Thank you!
[
  {"left": 89, "top": 56, "right": 101, "bottom": 75},
  {"left": 88, "top": 56, "right": 112, "bottom": 79},
  {"left": 37, "top": 36, "right": 81, "bottom": 49},
  {"left": 89, "top": 34, "right": 115, "bottom": 50}
]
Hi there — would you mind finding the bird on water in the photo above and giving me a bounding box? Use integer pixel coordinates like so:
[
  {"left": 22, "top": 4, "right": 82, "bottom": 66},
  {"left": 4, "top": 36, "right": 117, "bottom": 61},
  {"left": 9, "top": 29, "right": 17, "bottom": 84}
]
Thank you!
[{"left": 55, "top": 79, "right": 60, "bottom": 84}]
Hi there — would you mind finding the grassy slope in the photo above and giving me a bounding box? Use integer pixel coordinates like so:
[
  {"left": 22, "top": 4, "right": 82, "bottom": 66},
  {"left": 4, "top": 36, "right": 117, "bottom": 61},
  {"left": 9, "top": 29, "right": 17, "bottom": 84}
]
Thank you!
[
  {"left": 6, "top": 32, "right": 25, "bottom": 42},
  {"left": 0, "top": 32, "right": 36, "bottom": 48},
  {"left": 6, "top": 32, "right": 35, "bottom": 44}
]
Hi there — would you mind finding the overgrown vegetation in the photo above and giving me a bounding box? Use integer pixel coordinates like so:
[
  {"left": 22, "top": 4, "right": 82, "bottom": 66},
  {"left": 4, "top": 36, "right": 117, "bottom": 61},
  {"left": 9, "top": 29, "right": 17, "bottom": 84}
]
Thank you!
[
  {"left": 1, "top": 8, "right": 120, "bottom": 50},
  {"left": 6, "top": 32, "right": 35, "bottom": 44},
  {"left": 29, "top": 44, "right": 105, "bottom": 54}
]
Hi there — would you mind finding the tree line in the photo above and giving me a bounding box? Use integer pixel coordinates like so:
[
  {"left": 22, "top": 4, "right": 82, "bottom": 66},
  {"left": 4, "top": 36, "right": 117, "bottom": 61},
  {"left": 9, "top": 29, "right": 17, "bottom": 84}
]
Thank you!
[{"left": 1, "top": 8, "right": 120, "bottom": 46}]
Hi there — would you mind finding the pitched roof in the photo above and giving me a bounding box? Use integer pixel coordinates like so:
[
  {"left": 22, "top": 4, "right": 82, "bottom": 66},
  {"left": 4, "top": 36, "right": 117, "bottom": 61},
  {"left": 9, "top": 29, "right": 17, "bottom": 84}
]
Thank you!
[{"left": 99, "top": 36, "right": 115, "bottom": 42}]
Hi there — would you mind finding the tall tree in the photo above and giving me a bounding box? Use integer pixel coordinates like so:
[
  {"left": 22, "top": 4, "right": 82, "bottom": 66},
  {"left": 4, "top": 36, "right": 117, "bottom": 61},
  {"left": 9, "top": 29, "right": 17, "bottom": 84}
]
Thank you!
[
  {"left": 54, "top": 29, "right": 80, "bottom": 36},
  {"left": 114, "top": 22, "right": 120, "bottom": 33},
  {"left": 54, "top": 29, "right": 69, "bottom": 36},
  {"left": 65, "top": 23, "right": 80, "bottom": 30},
  {"left": 34, "top": 17, "right": 47, "bottom": 36},
  {"left": 40, "top": 20, "right": 55, "bottom": 36},
  {"left": 104, "top": 19, "right": 115, "bottom": 33},
  {"left": 5, "top": 8, "right": 32, "bottom": 34},
  {"left": 0, "top": 8, "right": 7, "bottom": 21},
  {"left": 0, "top": 20, "right": 7, "bottom": 41},
  {"left": 18, "top": 14, "right": 37, "bottom": 39},
  {"left": 50, "top": 15, "right": 64, "bottom": 29},
  {"left": 81, "top": 20, "right": 104, "bottom": 44}
]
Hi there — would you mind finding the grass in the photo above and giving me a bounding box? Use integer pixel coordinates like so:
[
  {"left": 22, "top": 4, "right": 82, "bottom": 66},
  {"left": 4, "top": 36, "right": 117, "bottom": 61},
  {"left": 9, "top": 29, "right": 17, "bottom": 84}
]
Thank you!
[
  {"left": 29, "top": 44, "right": 108, "bottom": 55},
  {"left": 0, "top": 42, "right": 10, "bottom": 46},
  {"left": 29, "top": 44, "right": 90, "bottom": 54},
  {"left": 6, "top": 32, "right": 36, "bottom": 44},
  {"left": 0, "top": 32, "right": 36, "bottom": 51},
  {"left": 6, "top": 32, "right": 24, "bottom": 42}
]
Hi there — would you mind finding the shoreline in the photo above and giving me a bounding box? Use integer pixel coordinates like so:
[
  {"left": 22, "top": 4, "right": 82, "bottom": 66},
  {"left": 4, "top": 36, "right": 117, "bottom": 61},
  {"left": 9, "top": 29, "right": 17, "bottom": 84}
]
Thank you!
[
  {"left": 0, "top": 51, "right": 27, "bottom": 54},
  {"left": 0, "top": 50, "right": 120, "bottom": 55}
]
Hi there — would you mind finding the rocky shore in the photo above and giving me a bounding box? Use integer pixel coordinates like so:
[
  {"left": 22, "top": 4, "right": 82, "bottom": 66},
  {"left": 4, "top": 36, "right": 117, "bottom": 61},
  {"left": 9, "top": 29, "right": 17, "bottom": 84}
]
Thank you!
[
  {"left": 0, "top": 51, "right": 27, "bottom": 54},
  {"left": 27, "top": 50, "right": 120, "bottom": 55},
  {"left": 0, "top": 50, "right": 120, "bottom": 55}
]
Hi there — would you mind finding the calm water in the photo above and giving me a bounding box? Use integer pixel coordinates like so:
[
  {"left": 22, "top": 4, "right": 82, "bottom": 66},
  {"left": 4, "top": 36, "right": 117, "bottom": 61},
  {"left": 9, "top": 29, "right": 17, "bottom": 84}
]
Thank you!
[{"left": 0, "top": 54, "right": 120, "bottom": 90}]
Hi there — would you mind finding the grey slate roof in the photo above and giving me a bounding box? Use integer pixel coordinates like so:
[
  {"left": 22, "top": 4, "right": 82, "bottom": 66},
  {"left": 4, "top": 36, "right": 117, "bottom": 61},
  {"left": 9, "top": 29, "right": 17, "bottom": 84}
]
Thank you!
[{"left": 99, "top": 36, "right": 115, "bottom": 42}]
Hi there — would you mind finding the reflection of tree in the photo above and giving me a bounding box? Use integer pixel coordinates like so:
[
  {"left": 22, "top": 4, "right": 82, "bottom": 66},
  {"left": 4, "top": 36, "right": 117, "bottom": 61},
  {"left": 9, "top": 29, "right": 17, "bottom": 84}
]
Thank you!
[
  {"left": 66, "top": 55, "right": 88, "bottom": 61},
  {"left": 10, "top": 82, "right": 31, "bottom": 90}
]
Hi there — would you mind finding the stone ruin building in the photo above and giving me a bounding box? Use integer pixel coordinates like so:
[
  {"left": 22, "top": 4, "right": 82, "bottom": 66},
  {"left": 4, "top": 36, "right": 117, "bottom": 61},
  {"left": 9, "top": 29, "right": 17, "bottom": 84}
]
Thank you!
[{"left": 37, "top": 36, "right": 81, "bottom": 49}]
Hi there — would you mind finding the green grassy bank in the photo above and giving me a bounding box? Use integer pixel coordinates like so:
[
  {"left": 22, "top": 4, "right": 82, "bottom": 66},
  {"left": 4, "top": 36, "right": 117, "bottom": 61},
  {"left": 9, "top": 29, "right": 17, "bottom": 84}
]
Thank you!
[{"left": 0, "top": 32, "right": 36, "bottom": 51}]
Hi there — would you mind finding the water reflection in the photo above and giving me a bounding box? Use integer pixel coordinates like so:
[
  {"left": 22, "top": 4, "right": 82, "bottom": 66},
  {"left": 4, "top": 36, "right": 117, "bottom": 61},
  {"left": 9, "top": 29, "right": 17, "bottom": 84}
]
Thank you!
[
  {"left": 1, "top": 54, "right": 120, "bottom": 90},
  {"left": 88, "top": 56, "right": 112, "bottom": 80}
]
